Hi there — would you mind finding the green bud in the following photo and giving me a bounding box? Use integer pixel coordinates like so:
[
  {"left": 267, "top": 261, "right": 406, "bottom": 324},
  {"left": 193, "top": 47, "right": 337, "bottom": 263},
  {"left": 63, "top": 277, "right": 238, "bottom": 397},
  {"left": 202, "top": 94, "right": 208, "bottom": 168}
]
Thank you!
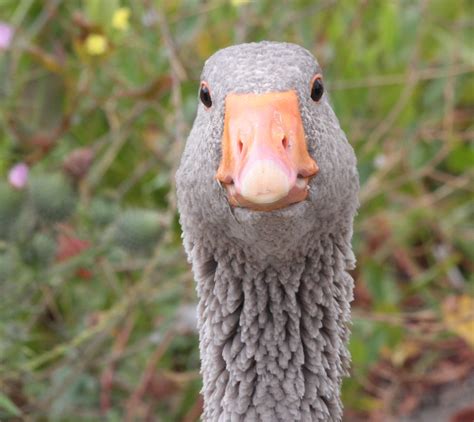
[
  {"left": 21, "top": 233, "right": 57, "bottom": 267},
  {"left": 30, "top": 173, "right": 76, "bottom": 223},
  {"left": 114, "top": 209, "right": 162, "bottom": 254},
  {"left": 89, "top": 197, "right": 119, "bottom": 226}
]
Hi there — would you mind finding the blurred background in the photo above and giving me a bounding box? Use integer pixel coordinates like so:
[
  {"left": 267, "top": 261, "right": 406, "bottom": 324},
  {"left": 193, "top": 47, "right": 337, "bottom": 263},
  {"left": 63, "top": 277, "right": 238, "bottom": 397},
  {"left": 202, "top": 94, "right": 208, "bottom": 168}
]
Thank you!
[{"left": 0, "top": 0, "right": 472, "bottom": 421}]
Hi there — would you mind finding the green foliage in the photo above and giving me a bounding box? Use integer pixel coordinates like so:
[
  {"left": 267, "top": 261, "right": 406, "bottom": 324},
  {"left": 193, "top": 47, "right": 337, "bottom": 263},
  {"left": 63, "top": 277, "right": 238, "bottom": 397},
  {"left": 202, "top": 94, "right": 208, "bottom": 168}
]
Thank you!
[
  {"left": 29, "top": 173, "right": 76, "bottom": 223},
  {"left": 0, "top": 183, "right": 24, "bottom": 239},
  {"left": 0, "top": 251, "right": 16, "bottom": 282},
  {"left": 89, "top": 197, "right": 120, "bottom": 226},
  {"left": 113, "top": 208, "right": 162, "bottom": 254},
  {"left": 0, "top": 0, "right": 471, "bottom": 420},
  {"left": 22, "top": 232, "right": 57, "bottom": 267},
  {"left": 84, "top": 0, "right": 119, "bottom": 28},
  {"left": 0, "top": 392, "right": 21, "bottom": 418}
]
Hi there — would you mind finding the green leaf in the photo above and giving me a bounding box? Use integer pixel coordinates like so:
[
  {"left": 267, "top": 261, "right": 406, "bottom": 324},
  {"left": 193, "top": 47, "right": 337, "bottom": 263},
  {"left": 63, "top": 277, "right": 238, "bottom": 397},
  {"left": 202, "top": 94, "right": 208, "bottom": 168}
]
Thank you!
[
  {"left": 84, "top": 0, "right": 119, "bottom": 29},
  {"left": 0, "top": 392, "right": 21, "bottom": 417},
  {"left": 378, "top": 2, "right": 399, "bottom": 53},
  {"left": 446, "top": 143, "right": 474, "bottom": 173}
]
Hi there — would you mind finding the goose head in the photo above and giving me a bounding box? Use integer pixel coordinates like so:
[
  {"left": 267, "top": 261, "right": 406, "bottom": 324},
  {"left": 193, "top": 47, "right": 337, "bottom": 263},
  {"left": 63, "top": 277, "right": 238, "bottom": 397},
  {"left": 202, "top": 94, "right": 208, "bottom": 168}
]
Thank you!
[{"left": 177, "top": 41, "right": 359, "bottom": 258}]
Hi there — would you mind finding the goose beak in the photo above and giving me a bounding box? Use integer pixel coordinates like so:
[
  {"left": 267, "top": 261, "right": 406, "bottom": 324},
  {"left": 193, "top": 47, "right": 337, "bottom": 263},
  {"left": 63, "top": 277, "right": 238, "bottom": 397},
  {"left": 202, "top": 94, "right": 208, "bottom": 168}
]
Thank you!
[{"left": 216, "top": 91, "right": 318, "bottom": 211}]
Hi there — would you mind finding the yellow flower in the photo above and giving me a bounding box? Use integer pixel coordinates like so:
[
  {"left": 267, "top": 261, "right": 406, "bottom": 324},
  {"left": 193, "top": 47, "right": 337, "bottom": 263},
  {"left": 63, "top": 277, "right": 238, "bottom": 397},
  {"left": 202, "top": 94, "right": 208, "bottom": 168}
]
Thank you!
[
  {"left": 85, "top": 34, "right": 108, "bottom": 56},
  {"left": 230, "top": 0, "right": 251, "bottom": 6},
  {"left": 112, "top": 7, "right": 131, "bottom": 31}
]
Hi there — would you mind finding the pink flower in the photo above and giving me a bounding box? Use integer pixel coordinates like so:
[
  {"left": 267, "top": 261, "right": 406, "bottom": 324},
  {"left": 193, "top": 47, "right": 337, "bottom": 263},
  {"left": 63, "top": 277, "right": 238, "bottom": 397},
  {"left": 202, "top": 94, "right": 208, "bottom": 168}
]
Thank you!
[
  {"left": 0, "top": 22, "right": 14, "bottom": 50},
  {"left": 8, "top": 163, "right": 29, "bottom": 189}
]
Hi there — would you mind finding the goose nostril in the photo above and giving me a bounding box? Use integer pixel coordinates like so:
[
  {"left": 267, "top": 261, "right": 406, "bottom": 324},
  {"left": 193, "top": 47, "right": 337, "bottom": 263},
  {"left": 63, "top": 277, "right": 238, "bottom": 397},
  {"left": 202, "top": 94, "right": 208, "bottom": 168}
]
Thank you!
[
  {"left": 282, "top": 136, "right": 289, "bottom": 150},
  {"left": 238, "top": 139, "right": 243, "bottom": 154}
]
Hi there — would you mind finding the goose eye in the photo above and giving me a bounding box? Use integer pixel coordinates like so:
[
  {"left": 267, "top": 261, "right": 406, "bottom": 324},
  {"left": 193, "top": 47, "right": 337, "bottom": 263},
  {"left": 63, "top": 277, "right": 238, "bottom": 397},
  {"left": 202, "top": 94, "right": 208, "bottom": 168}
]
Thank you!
[
  {"left": 310, "top": 75, "right": 324, "bottom": 102},
  {"left": 200, "top": 82, "right": 212, "bottom": 108}
]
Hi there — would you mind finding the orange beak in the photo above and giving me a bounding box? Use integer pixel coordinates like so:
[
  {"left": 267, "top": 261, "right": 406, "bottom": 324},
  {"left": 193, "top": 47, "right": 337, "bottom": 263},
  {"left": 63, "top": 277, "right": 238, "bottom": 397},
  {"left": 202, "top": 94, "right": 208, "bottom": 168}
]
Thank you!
[{"left": 216, "top": 91, "right": 319, "bottom": 211}]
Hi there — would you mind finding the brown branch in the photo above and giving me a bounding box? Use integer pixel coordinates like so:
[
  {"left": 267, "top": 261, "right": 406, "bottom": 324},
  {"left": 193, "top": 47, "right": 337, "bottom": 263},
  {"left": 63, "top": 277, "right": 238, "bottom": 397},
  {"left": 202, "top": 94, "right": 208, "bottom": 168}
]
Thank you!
[
  {"left": 100, "top": 315, "right": 135, "bottom": 415},
  {"left": 152, "top": 7, "right": 190, "bottom": 214},
  {"left": 181, "top": 395, "right": 204, "bottom": 422},
  {"left": 155, "top": 9, "right": 188, "bottom": 81},
  {"left": 125, "top": 331, "right": 175, "bottom": 421}
]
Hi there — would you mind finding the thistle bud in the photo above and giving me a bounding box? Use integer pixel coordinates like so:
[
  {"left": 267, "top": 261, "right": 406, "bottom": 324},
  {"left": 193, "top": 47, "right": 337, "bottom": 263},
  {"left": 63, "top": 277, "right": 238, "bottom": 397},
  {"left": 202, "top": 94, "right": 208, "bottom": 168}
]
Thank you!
[
  {"left": 30, "top": 173, "right": 76, "bottom": 223},
  {"left": 113, "top": 209, "right": 162, "bottom": 254},
  {"left": 63, "top": 148, "right": 94, "bottom": 181}
]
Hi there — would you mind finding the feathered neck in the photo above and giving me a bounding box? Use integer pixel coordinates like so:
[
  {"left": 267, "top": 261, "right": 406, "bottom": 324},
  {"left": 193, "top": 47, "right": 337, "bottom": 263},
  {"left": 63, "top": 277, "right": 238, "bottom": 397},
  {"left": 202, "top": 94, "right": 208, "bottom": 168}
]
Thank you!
[{"left": 190, "top": 229, "right": 355, "bottom": 421}]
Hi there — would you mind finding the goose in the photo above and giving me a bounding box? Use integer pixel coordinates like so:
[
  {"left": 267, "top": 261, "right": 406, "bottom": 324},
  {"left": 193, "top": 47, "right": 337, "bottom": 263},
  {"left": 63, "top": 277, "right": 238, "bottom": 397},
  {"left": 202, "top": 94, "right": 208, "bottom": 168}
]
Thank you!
[{"left": 176, "top": 41, "right": 359, "bottom": 422}]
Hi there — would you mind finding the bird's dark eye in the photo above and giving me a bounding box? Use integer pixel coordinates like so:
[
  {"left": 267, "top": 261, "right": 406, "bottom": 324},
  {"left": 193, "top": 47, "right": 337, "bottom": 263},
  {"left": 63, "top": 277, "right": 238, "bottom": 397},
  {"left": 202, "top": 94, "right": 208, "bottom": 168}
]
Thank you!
[
  {"left": 310, "top": 75, "right": 324, "bottom": 102},
  {"left": 200, "top": 82, "right": 212, "bottom": 108}
]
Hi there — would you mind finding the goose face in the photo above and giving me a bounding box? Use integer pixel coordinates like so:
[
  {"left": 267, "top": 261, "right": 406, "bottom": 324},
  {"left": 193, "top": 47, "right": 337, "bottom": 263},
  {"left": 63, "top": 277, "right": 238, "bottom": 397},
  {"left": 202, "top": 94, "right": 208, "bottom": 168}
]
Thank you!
[{"left": 177, "top": 42, "right": 358, "bottom": 248}]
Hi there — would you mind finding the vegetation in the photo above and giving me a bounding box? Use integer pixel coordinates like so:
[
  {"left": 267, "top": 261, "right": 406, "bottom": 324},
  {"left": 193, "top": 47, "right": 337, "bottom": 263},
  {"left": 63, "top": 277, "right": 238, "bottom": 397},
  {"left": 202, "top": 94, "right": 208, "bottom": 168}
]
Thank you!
[{"left": 0, "top": 1, "right": 472, "bottom": 420}]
